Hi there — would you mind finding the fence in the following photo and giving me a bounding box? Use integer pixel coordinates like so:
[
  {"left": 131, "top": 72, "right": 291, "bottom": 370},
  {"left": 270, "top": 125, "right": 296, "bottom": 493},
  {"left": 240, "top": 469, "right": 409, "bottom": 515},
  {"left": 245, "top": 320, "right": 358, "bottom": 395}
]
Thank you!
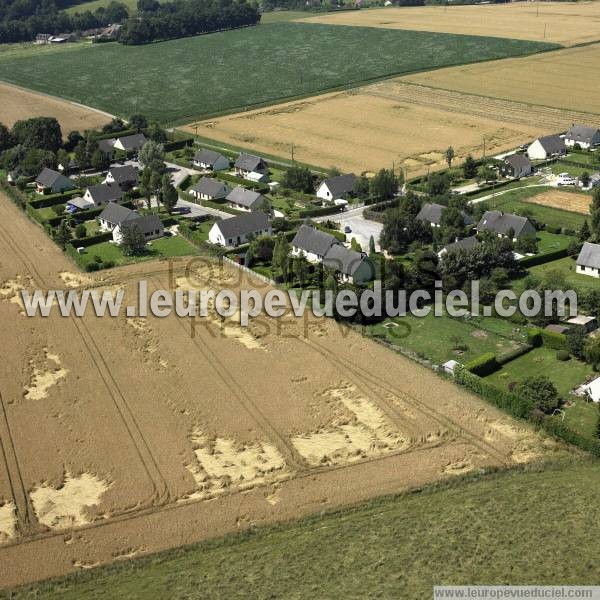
[{"left": 222, "top": 256, "right": 276, "bottom": 287}]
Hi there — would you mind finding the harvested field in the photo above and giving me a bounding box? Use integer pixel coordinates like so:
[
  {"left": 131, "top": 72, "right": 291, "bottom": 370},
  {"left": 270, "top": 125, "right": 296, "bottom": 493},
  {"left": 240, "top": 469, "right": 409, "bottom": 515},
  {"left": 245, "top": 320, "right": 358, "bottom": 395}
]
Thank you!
[
  {"left": 0, "top": 82, "right": 110, "bottom": 132},
  {"left": 299, "top": 2, "right": 600, "bottom": 46},
  {"left": 187, "top": 80, "right": 591, "bottom": 175},
  {"left": 0, "top": 189, "right": 571, "bottom": 590},
  {"left": 403, "top": 43, "right": 600, "bottom": 116},
  {"left": 524, "top": 190, "right": 592, "bottom": 215}
]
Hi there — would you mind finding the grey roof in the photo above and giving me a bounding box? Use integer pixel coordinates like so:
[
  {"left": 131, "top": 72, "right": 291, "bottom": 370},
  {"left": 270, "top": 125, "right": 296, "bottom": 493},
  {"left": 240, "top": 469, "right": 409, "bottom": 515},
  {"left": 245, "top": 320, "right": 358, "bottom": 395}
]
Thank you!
[
  {"left": 320, "top": 173, "right": 357, "bottom": 198},
  {"left": 108, "top": 165, "right": 139, "bottom": 185},
  {"left": 577, "top": 242, "right": 600, "bottom": 269},
  {"left": 477, "top": 210, "right": 536, "bottom": 237},
  {"left": 536, "top": 134, "right": 565, "bottom": 154},
  {"left": 322, "top": 244, "right": 369, "bottom": 277},
  {"left": 226, "top": 186, "right": 267, "bottom": 209},
  {"left": 98, "top": 138, "right": 116, "bottom": 154},
  {"left": 36, "top": 168, "right": 76, "bottom": 192},
  {"left": 115, "top": 133, "right": 147, "bottom": 152},
  {"left": 505, "top": 154, "right": 532, "bottom": 169},
  {"left": 191, "top": 177, "right": 230, "bottom": 198},
  {"left": 215, "top": 212, "right": 270, "bottom": 239},
  {"left": 291, "top": 224, "right": 340, "bottom": 256},
  {"left": 416, "top": 202, "right": 445, "bottom": 225},
  {"left": 194, "top": 149, "right": 228, "bottom": 166},
  {"left": 67, "top": 196, "right": 94, "bottom": 210},
  {"left": 99, "top": 203, "right": 138, "bottom": 225},
  {"left": 443, "top": 236, "right": 480, "bottom": 253},
  {"left": 566, "top": 125, "right": 600, "bottom": 145},
  {"left": 120, "top": 214, "right": 163, "bottom": 236},
  {"left": 87, "top": 183, "right": 124, "bottom": 204},
  {"left": 234, "top": 153, "right": 267, "bottom": 172}
]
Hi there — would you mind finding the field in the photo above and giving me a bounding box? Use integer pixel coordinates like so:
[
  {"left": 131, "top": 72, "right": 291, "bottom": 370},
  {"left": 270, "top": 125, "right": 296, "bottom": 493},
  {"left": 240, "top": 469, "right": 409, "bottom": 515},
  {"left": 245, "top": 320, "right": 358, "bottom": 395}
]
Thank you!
[
  {"left": 64, "top": 0, "right": 146, "bottom": 14},
  {"left": 527, "top": 256, "right": 600, "bottom": 292},
  {"left": 9, "top": 461, "right": 600, "bottom": 599},
  {"left": 300, "top": 2, "right": 600, "bottom": 47},
  {"left": 524, "top": 189, "right": 592, "bottom": 216},
  {"left": 0, "top": 23, "right": 558, "bottom": 124}
]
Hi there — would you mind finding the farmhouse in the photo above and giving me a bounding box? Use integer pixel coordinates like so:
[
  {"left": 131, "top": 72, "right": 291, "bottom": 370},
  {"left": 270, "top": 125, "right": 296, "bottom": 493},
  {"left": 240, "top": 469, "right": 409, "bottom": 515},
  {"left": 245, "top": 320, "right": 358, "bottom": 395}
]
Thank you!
[
  {"left": 190, "top": 177, "right": 231, "bottom": 201},
  {"left": 83, "top": 183, "right": 124, "bottom": 207},
  {"left": 316, "top": 173, "right": 357, "bottom": 201},
  {"left": 113, "top": 214, "right": 164, "bottom": 245},
  {"left": 527, "top": 134, "right": 566, "bottom": 160},
  {"left": 192, "top": 149, "right": 229, "bottom": 171},
  {"left": 565, "top": 125, "right": 600, "bottom": 149},
  {"left": 321, "top": 244, "right": 375, "bottom": 284},
  {"left": 35, "top": 168, "right": 76, "bottom": 195},
  {"left": 104, "top": 165, "right": 139, "bottom": 190},
  {"left": 291, "top": 224, "right": 340, "bottom": 262},
  {"left": 576, "top": 242, "right": 600, "bottom": 278},
  {"left": 113, "top": 133, "right": 148, "bottom": 154},
  {"left": 438, "top": 236, "right": 480, "bottom": 257},
  {"left": 416, "top": 203, "right": 473, "bottom": 228},
  {"left": 208, "top": 212, "right": 271, "bottom": 248},
  {"left": 226, "top": 186, "right": 269, "bottom": 212},
  {"left": 476, "top": 210, "right": 535, "bottom": 240},
  {"left": 234, "top": 153, "right": 268, "bottom": 178},
  {"left": 98, "top": 202, "right": 139, "bottom": 232},
  {"left": 501, "top": 154, "right": 533, "bottom": 178}
]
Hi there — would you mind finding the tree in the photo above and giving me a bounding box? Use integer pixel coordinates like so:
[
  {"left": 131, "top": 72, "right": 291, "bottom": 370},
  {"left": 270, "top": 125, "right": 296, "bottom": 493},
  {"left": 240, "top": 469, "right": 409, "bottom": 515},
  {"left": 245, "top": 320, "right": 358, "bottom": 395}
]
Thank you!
[
  {"left": 138, "top": 140, "right": 165, "bottom": 169},
  {"left": 139, "top": 167, "right": 153, "bottom": 210},
  {"left": 515, "top": 233, "right": 538, "bottom": 254},
  {"left": 445, "top": 146, "right": 455, "bottom": 169},
  {"left": 74, "top": 140, "right": 88, "bottom": 170},
  {"left": 272, "top": 234, "right": 291, "bottom": 278},
  {"left": 21, "top": 149, "right": 56, "bottom": 177},
  {"left": 350, "top": 237, "right": 362, "bottom": 252},
  {"left": 477, "top": 165, "right": 497, "bottom": 183},
  {"left": 129, "top": 113, "right": 148, "bottom": 131},
  {"left": 161, "top": 175, "right": 178, "bottom": 214},
  {"left": 56, "top": 148, "right": 69, "bottom": 170},
  {"left": 353, "top": 175, "right": 370, "bottom": 199},
  {"left": 369, "top": 235, "right": 376, "bottom": 255},
  {"left": 12, "top": 117, "right": 62, "bottom": 152},
  {"left": 91, "top": 148, "right": 110, "bottom": 172},
  {"left": 120, "top": 223, "right": 146, "bottom": 256},
  {"left": 581, "top": 171, "right": 591, "bottom": 188},
  {"left": 66, "top": 131, "right": 83, "bottom": 152},
  {"left": 0, "top": 122, "right": 12, "bottom": 152},
  {"left": 516, "top": 376, "right": 561, "bottom": 414},
  {"left": 102, "top": 117, "right": 126, "bottom": 134},
  {"left": 138, "top": 0, "right": 160, "bottom": 12},
  {"left": 462, "top": 155, "right": 478, "bottom": 179},
  {"left": 370, "top": 168, "right": 398, "bottom": 200},
  {"left": 281, "top": 166, "right": 314, "bottom": 194},
  {"left": 251, "top": 236, "right": 275, "bottom": 263},
  {"left": 584, "top": 335, "right": 600, "bottom": 369},
  {"left": 590, "top": 188, "right": 600, "bottom": 239},
  {"left": 567, "top": 327, "right": 586, "bottom": 360},
  {"left": 596, "top": 401, "right": 600, "bottom": 439},
  {"left": 579, "top": 220, "right": 591, "bottom": 242},
  {"left": 54, "top": 220, "right": 72, "bottom": 250},
  {"left": 75, "top": 224, "right": 87, "bottom": 239},
  {"left": 426, "top": 172, "right": 450, "bottom": 197}
]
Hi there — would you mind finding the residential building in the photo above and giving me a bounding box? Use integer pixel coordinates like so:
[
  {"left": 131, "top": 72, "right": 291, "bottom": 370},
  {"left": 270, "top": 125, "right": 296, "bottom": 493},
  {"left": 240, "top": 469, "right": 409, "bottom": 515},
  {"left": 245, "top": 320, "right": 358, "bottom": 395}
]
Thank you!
[
  {"left": 98, "top": 203, "right": 139, "bottom": 232},
  {"left": 192, "top": 149, "right": 230, "bottom": 171},
  {"left": 208, "top": 213, "right": 271, "bottom": 248},
  {"left": 437, "top": 236, "right": 480, "bottom": 258},
  {"left": 97, "top": 138, "right": 117, "bottom": 156},
  {"left": 501, "top": 154, "right": 533, "bottom": 178},
  {"left": 234, "top": 153, "right": 268, "bottom": 178},
  {"left": 226, "top": 186, "right": 269, "bottom": 212},
  {"left": 189, "top": 177, "right": 231, "bottom": 201},
  {"left": 321, "top": 244, "right": 375, "bottom": 284},
  {"left": 104, "top": 165, "right": 139, "bottom": 190},
  {"left": 83, "top": 183, "right": 124, "bottom": 207},
  {"left": 527, "top": 134, "right": 566, "bottom": 160},
  {"left": 476, "top": 210, "right": 536, "bottom": 240},
  {"left": 416, "top": 203, "right": 473, "bottom": 228},
  {"left": 35, "top": 168, "right": 77, "bottom": 195},
  {"left": 565, "top": 124, "right": 600, "bottom": 149},
  {"left": 567, "top": 315, "right": 598, "bottom": 334},
  {"left": 291, "top": 225, "right": 340, "bottom": 262},
  {"left": 113, "top": 214, "right": 164, "bottom": 245},
  {"left": 316, "top": 173, "right": 357, "bottom": 201},
  {"left": 113, "top": 133, "right": 147, "bottom": 154},
  {"left": 576, "top": 242, "right": 600, "bottom": 278}
]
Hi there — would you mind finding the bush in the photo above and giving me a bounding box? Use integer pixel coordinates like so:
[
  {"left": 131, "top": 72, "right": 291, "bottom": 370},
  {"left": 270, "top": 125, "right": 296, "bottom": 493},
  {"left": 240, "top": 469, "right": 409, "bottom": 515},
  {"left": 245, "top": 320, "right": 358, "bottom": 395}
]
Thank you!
[
  {"left": 540, "top": 328, "right": 568, "bottom": 351},
  {"left": 546, "top": 225, "right": 561, "bottom": 234},
  {"left": 75, "top": 224, "right": 87, "bottom": 239},
  {"left": 518, "top": 248, "right": 568, "bottom": 268},
  {"left": 527, "top": 328, "right": 543, "bottom": 347},
  {"left": 556, "top": 350, "right": 570, "bottom": 361},
  {"left": 497, "top": 344, "right": 533, "bottom": 366},
  {"left": 85, "top": 262, "right": 100, "bottom": 272},
  {"left": 464, "top": 352, "right": 499, "bottom": 376}
]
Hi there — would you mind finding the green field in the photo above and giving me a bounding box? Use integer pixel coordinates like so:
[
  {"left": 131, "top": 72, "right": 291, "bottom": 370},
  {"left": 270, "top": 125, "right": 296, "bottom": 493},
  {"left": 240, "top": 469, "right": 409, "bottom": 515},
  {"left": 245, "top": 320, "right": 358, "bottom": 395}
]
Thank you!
[
  {"left": 0, "top": 23, "right": 558, "bottom": 124},
  {"left": 8, "top": 461, "right": 600, "bottom": 599},
  {"left": 528, "top": 256, "right": 600, "bottom": 292},
  {"left": 64, "top": 0, "right": 141, "bottom": 13}
]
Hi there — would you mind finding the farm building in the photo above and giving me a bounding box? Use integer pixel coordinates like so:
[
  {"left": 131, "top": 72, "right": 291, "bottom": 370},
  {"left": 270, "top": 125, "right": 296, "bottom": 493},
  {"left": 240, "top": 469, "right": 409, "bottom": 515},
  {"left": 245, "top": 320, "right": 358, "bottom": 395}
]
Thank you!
[
  {"left": 565, "top": 125, "right": 600, "bottom": 149},
  {"left": 192, "top": 149, "right": 230, "bottom": 171},
  {"left": 576, "top": 242, "right": 600, "bottom": 278},
  {"left": 35, "top": 168, "right": 77, "bottom": 195},
  {"left": 104, "top": 165, "right": 139, "bottom": 190},
  {"left": 113, "top": 133, "right": 148, "bottom": 154},
  {"left": 226, "top": 186, "right": 269, "bottom": 212},
  {"left": 476, "top": 211, "right": 535, "bottom": 241},
  {"left": 291, "top": 225, "right": 340, "bottom": 263},
  {"left": 438, "top": 236, "right": 480, "bottom": 258},
  {"left": 234, "top": 153, "right": 269, "bottom": 178},
  {"left": 316, "top": 173, "right": 357, "bottom": 201},
  {"left": 416, "top": 203, "right": 473, "bottom": 228},
  {"left": 83, "top": 183, "right": 124, "bottom": 207},
  {"left": 208, "top": 212, "right": 271, "bottom": 248},
  {"left": 321, "top": 244, "right": 375, "bottom": 285},
  {"left": 190, "top": 177, "right": 231, "bottom": 201},
  {"left": 527, "top": 134, "right": 566, "bottom": 160},
  {"left": 500, "top": 154, "right": 533, "bottom": 178}
]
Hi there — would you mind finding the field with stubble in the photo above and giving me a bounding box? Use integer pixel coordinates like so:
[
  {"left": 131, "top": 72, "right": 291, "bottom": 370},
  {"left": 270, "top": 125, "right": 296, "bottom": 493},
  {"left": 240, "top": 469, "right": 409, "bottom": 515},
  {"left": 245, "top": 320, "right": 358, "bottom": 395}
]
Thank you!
[{"left": 0, "top": 190, "right": 568, "bottom": 590}]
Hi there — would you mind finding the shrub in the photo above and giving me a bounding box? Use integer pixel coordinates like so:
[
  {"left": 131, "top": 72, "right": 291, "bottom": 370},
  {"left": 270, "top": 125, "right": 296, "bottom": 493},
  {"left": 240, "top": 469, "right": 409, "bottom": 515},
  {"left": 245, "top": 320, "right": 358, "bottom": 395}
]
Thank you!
[
  {"left": 556, "top": 350, "right": 570, "bottom": 361},
  {"left": 497, "top": 344, "right": 533, "bottom": 365},
  {"left": 75, "top": 224, "right": 87, "bottom": 239},
  {"left": 464, "top": 352, "right": 499, "bottom": 376},
  {"left": 85, "top": 262, "right": 100, "bottom": 272},
  {"left": 540, "top": 328, "right": 568, "bottom": 351},
  {"left": 546, "top": 225, "right": 561, "bottom": 234},
  {"left": 527, "top": 328, "right": 543, "bottom": 347}
]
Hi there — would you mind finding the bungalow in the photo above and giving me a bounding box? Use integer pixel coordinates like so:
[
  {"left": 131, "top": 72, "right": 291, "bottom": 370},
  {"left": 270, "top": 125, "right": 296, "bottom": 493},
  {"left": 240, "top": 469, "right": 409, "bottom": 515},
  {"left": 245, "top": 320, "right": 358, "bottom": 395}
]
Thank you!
[
  {"left": 208, "top": 212, "right": 271, "bottom": 248},
  {"left": 35, "top": 33, "right": 52, "bottom": 45},
  {"left": 190, "top": 177, "right": 231, "bottom": 201},
  {"left": 416, "top": 203, "right": 473, "bottom": 228},
  {"left": 437, "top": 236, "right": 480, "bottom": 258},
  {"left": 226, "top": 186, "right": 269, "bottom": 212},
  {"left": 99, "top": 203, "right": 139, "bottom": 232},
  {"left": 83, "top": 183, "right": 124, "bottom": 207},
  {"left": 565, "top": 124, "right": 600, "bottom": 149},
  {"left": 97, "top": 138, "right": 117, "bottom": 156},
  {"left": 316, "top": 173, "right": 357, "bottom": 202},
  {"left": 192, "top": 149, "right": 229, "bottom": 171},
  {"left": 322, "top": 245, "right": 375, "bottom": 285},
  {"left": 113, "top": 214, "right": 164, "bottom": 245},
  {"left": 234, "top": 153, "right": 268, "bottom": 178},
  {"left": 576, "top": 242, "right": 600, "bottom": 278},
  {"left": 66, "top": 196, "right": 95, "bottom": 213},
  {"left": 113, "top": 133, "right": 147, "bottom": 154},
  {"left": 476, "top": 210, "right": 536, "bottom": 241},
  {"left": 104, "top": 165, "right": 139, "bottom": 190},
  {"left": 500, "top": 154, "right": 533, "bottom": 178},
  {"left": 35, "top": 168, "right": 77, "bottom": 195},
  {"left": 527, "top": 134, "right": 566, "bottom": 160},
  {"left": 291, "top": 224, "right": 340, "bottom": 263}
]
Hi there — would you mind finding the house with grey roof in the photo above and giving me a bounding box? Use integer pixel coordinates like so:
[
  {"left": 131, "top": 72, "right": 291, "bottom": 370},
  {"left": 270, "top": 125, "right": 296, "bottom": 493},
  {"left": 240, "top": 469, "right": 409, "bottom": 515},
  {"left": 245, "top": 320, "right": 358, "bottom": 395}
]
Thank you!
[
  {"left": 190, "top": 177, "right": 231, "bottom": 201},
  {"left": 208, "top": 213, "right": 271, "bottom": 248},
  {"left": 234, "top": 153, "right": 268, "bottom": 178},
  {"left": 565, "top": 125, "right": 600, "bottom": 150},
  {"left": 291, "top": 224, "right": 340, "bottom": 262},
  {"left": 104, "top": 165, "right": 139, "bottom": 190},
  {"left": 83, "top": 183, "right": 124, "bottom": 207},
  {"left": 316, "top": 173, "right": 357, "bottom": 202},
  {"left": 192, "top": 149, "right": 229, "bottom": 171},
  {"left": 527, "top": 134, "right": 566, "bottom": 160},
  {"left": 66, "top": 196, "right": 95, "bottom": 212},
  {"left": 98, "top": 203, "right": 139, "bottom": 232},
  {"left": 113, "top": 214, "right": 164, "bottom": 246},
  {"left": 35, "top": 168, "right": 77, "bottom": 195},
  {"left": 476, "top": 210, "right": 536, "bottom": 240},
  {"left": 322, "top": 244, "right": 375, "bottom": 284},
  {"left": 416, "top": 203, "right": 473, "bottom": 228},
  {"left": 577, "top": 242, "right": 600, "bottom": 278},
  {"left": 501, "top": 154, "right": 533, "bottom": 178},
  {"left": 113, "top": 133, "right": 147, "bottom": 154},
  {"left": 226, "top": 186, "right": 269, "bottom": 212},
  {"left": 97, "top": 138, "right": 117, "bottom": 156},
  {"left": 437, "top": 236, "right": 480, "bottom": 258}
]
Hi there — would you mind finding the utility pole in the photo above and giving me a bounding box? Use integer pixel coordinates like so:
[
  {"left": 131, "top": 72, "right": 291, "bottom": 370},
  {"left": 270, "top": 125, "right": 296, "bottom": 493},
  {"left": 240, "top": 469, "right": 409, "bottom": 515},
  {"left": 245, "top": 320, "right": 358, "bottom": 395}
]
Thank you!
[
  {"left": 483, "top": 137, "right": 486, "bottom": 159},
  {"left": 291, "top": 143, "right": 295, "bottom": 162}
]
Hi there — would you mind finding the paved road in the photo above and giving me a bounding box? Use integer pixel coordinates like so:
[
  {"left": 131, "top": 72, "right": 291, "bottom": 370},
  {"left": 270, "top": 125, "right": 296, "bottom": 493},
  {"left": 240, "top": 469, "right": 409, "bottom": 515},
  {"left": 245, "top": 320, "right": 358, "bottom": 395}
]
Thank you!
[
  {"left": 314, "top": 205, "right": 383, "bottom": 252},
  {"left": 175, "top": 197, "right": 233, "bottom": 220}
]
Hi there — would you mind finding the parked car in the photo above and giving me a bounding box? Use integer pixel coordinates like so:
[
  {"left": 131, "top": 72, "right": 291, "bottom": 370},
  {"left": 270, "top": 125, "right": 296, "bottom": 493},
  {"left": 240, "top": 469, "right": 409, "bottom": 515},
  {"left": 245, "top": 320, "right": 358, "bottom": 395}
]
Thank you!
[
  {"left": 344, "top": 225, "right": 352, "bottom": 234},
  {"left": 557, "top": 173, "right": 576, "bottom": 186}
]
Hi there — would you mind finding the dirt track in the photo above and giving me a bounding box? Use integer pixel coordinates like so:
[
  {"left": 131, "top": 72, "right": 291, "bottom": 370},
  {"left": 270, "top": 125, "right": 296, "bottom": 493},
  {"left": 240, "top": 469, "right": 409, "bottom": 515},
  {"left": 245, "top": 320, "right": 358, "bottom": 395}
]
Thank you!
[{"left": 0, "top": 191, "right": 568, "bottom": 589}]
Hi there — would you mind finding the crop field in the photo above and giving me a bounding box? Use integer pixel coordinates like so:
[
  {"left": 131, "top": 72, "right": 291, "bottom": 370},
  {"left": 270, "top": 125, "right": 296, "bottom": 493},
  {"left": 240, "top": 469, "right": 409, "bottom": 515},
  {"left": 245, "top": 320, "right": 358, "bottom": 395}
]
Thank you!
[
  {"left": 299, "top": 2, "right": 600, "bottom": 47},
  {"left": 0, "top": 23, "right": 558, "bottom": 124},
  {"left": 524, "top": 190, "right": 592, "bottom": 216},
  {"left": 188, "top": 81, "right": 588, "bottom": 175},
  {"left": 0, "top": 190, "right": 566, "bottom": 590}
]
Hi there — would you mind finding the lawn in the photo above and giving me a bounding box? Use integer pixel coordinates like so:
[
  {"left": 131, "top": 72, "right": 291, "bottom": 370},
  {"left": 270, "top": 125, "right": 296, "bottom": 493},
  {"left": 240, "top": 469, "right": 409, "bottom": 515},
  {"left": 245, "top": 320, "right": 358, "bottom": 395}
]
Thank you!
[
  {"left": 0, "top": 23, "right": 558, "bottom": 124},
  {"left": 486, "top": 346, "right": 594, "bottom": 398},
  {"left": 63, "top": 0, "right": 147, "bottom": 14},
  {"left": 9, "top": 462, "right": 600, "bottom": 599},
  {"left": 528, "top": 256, "right": 600, "bottom": 292},
  {"left": 535, "top": 230, "right": 572, "bottom": 255},
  {"left": 559, "top": 398, "right": 599, "bottom": 440}
]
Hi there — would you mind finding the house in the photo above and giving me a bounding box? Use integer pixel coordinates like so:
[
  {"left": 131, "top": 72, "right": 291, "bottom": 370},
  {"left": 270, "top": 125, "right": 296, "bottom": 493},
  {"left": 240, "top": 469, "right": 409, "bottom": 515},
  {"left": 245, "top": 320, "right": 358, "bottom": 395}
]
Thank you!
[
  {"left": 527, "top": 134, "right": 566, "bottom": 160},
  {"left": 291, "top": 224, "right": 340, "bottom": 262},
  {"left": 99, "top": 203, "right": 139, "bottom": 232},
  {"left": 565, "top": 124, "right": 600, "bottom": 149},
  {"left": 208, "top": 213, "right": 271, "bottom": 248},
  {"left": 104, "top": 165, "right": 139, "bottom": 190},
  {"left": 437, "top": 236, "right": 480, "bottom": 258},
  {"left": 234, "top": 153, "right": 268, "bottom": 178},
  {"left": 83, "top": 183, "right": 124, "bottom": 207},
  {"left": 192, "top": 149, "right": 229, "bottom": 171},
  {"left": 321, "top": 244, "right": 375, "bottom": 284},
  {"left": 575, "top": 377, "right": 600, "bottom": 403},
  {"left": 576, "top": 242, "right": 600, "bottom": 278},
  {"left": 501, "top": 154, "right": 533, "bottom": 178},
  {"left": 567, "top": 315, "right": 598, "bottom": 334},
  {"left": 113, "top": 133, "right": 147, "bottom": 154},
  {"left": 189, "top": 177, "right": 231, "bottom": 201},
  {"left": 113, "top": 214, "right": 164, "bottom": 245},
  {"left": 245, "top": 171, "right": 270, "bottom": 184},
  {"left": 49, "top": 33, "right": 76, "bottom": 44},
  {"left": 476, "top": 210, "right": 536, "bottom": 240},
  {"left": 226, "top": 186, "right": 269, "bottom": 212},
  {"left": 97, "top": 138, "right": 117, "bottom": 156},
  {"left": 35, "top": 34, "right": 52, "bottom": 45},
  {"left": 66, "top": 196, "right": 95, "bottom": 213},
  {"left": 35, "top": 168, "right": 77, "bottom": 194},
  {"left": 57, "top": 158, "right": 77, "bottom": 174},
  {"left": 316, "top": 173, "right": 357, "bottom": 202},
  {"left": 416, "top": 203, "right": 473, "bottom": 228}
]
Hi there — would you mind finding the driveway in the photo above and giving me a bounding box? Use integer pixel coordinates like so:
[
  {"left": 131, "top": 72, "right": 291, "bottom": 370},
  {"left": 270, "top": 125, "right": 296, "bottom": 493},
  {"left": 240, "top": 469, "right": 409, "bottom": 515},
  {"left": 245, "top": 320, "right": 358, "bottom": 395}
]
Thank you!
[
  {"left": 314, "top": 205, "right": 383, "bottom": 252},
  {"left": 175, "top": 197, "right": 233, "bottom": 220}
]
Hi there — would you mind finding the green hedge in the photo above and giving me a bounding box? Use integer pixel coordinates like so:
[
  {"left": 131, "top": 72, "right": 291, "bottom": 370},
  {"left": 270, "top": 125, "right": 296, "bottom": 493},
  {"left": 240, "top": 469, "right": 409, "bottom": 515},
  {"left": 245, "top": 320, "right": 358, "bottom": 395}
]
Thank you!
[
  {"left": 519, "top": 248, "right": 568, "bottom": 269},
  {"left": 464, "top": 352, "right": 499, "bottom": 376},
  {"left": 164, "top": 139, "right": 193, "bottom": 152},
  {"left": 0, "top": 179, "right": 26, "bottom": 208},
  {"left": 212, "top": 172, "right": 269, "bottom": 194},
  {"left": 540, "top": 328, "right": 568, "bottom": 350},
  {"left": 72, "top": 231, "right": 113, "bottom": 247},
  {"left": 496, "top": 344, "right": 533, "bottom": 366},
  {"left": 527, "top": 328, "right": 543, "bottom": 347},
  {"left": 542, "top": 418, "right": 600, "bottom": 457},
  {"left": 299, "top": 205, "right": 343, "bottom": 218},
  {"left": 28, "top": 189, "right": 82, "bottom": 209}
]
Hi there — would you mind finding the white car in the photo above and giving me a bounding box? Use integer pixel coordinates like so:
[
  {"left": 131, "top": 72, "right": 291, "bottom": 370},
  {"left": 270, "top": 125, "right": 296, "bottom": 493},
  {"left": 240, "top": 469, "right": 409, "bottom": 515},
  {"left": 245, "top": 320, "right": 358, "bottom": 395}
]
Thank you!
[{"left": 557, "top": 173, "right": 576, "bottom": 186}]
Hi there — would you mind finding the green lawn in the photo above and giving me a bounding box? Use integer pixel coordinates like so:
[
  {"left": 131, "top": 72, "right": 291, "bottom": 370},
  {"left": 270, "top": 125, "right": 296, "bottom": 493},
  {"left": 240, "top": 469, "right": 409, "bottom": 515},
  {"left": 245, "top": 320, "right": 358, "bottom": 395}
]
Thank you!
[
  {"left": 528, "top": 256, "right": 600, "bottom": 292},
  {"left": 64, "top": 0, "right": 143, "bottom": 14},
  {"left": 550, "top": 162, "right": 598, "bottom": 178},
  {"left": 9, "top": 461, "right": 600, "bottom": 599},
  {"left": 559, "top": 398, "right": 599, "bottom": 439},
  {"left": 486, "top": 346, "right": 594, "bottom": 398},
  {"left": 0, "top": 24, "right": 558, "bottom": 124},
  {"left": 535, "top": 230, "right": 572, "bottom": 255}
]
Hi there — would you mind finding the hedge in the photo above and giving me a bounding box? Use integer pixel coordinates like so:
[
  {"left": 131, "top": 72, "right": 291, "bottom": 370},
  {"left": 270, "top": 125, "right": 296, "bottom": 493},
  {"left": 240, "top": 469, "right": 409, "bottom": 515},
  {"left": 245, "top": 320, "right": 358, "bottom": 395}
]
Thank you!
[
  {"left": 212, "top": 172, "right": 269, "bottom": 194},
  {"left": 463, "top": 178, "right": 519, "bottom": 198},
  {"left": 28, "top": 189, "right": 82, "bottom": 209},
  {"left": 540, "top": 328, "right": 568, "bottom": 351},
  {"left": 464, "top": 352, "right": 499, "bottom": 376},
  {"left": 163, "top": 139, "right": 193, "bottom": 152},
  {"left": 496, "top": 344, "right": 534, "bottom": 366},
  {"left": 299, "top": 205, "right": 343, "bottom": 218},
  {"left": 518, "top": 248, "right": 568, "bottom": 269},
  {"left": 0, "top": 179, "right": 26, "bottom": 208},
  {"left": 71, "top": 231, "right": 113, "bottom": 248},
  {"left": 542, "top": 418, "right": 600, "bottom": 457},
  {"left": 527, "top": 328, "right": 543, "bottom": 347}
]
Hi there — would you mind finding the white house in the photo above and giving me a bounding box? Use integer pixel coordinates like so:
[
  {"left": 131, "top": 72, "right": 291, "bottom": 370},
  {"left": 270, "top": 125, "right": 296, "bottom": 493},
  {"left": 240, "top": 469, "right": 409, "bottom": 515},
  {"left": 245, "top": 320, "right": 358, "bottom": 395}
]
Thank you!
[
  {"left": 189, "top": 177, "right": 231, "bottom": 201},
  {"left": 234, "top": 153, "right": 268, "bottom": 178},
  {"left": 113, "top": 214, "right": 164, "bottom": 245},
  {"left": 83, "top": 183, "right": 124, "bottom": 207},
  {"left": 208, "top": 212, "right": 271, "bottom": 248},
  {"left": 316, "top": 173, "right": 357, "bottom": 202},
  {"left": 291, "top": 224, "right": 340, "bottom": 263},
  {"left": 576, "top": 242, "right": 600, "bottom": 278},
  {"left": 226, "top": 186, "right": 269, "bottom": 212},
  {"left": 565, "top": 125, "right": 600, "bottom": 149},
  {"left": 527, "top": 134, "right": 566, "bottom": 160},
  {"left": 104, "top": 165, "right": 139, "bottom": 190},
  {"left": 113, "top": 133, "right": 147, "bottom": 154},
  {"left": 192, "top": 149, "right": 230, "bottom": 171},
  {"left": 98, "top": 203, "right": 139, "bottom": 232}
]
